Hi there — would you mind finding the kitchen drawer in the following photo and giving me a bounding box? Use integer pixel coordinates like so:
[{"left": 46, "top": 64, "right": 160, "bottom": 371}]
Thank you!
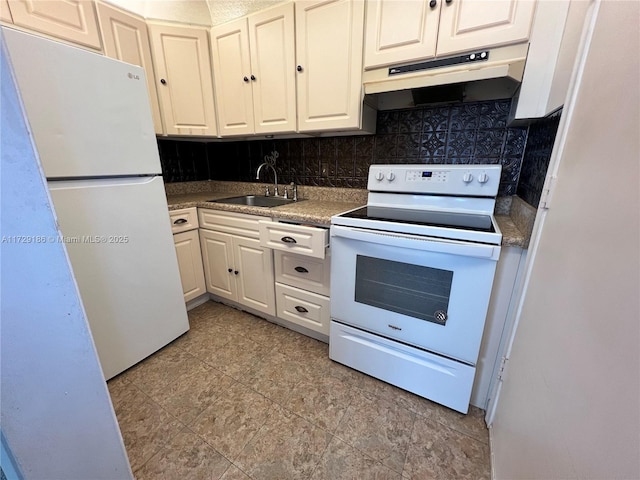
[
  {"left": 170, "top": 207, "right": 198, "bottom": 233},
  {"left": 199, "top": 209, "right": 269, "bottom": 238},
  {"left": 275, "top": 250, "right": 330, "bottom": 296},
  {"left": 258, "top": 221, "right": 328, "bottom": 258},
  {"left": 276, "top": 283, "right": 330, "bottom": 335}
]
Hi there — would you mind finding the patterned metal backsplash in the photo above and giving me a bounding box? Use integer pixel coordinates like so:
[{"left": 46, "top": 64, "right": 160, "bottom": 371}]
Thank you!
[
  {"left": 516, "top": 111, "right": 562, "bottom": 207},
  {"left": 158, "top": 98, "right": 559, "bottom": 201}
]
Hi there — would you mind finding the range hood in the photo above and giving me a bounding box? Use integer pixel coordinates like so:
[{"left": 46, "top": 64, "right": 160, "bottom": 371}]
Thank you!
[{"left": 362, "top": 43, "right": 528, "bottom": 97}]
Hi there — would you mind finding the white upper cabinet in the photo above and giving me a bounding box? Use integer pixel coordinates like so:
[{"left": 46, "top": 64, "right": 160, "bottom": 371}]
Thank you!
[
  {"left": 295, "top": 0, "right": 367, "bottom": 132},
  {"left": 1, "top": 0, "right": 13, "bottom": 23},
  {"left": 248, "top": 3, "right": 296, "bottom": 134},
  {"left": 436, "top": 0, "right": 536, "bottom": 56},
  {"left": 364, "top": 0, "right": 536, "bottom": 69},
  {"left": 7, "top": 0, "right": 102, "bottom": 49},
  {"left": 148, "top": 22, "right": 217, "bottom": 136},
  {"left": 96, "top": 2, "right": 163, "bottom": 134},
  {"left": 364, "top": 0, "right": 440, "bottom": 69},
  {"left": 211, "top": 17, "right": 255, "bottom": 136},
  {"left": 211, "top": 2, "right": 296, "bottom": 136}
]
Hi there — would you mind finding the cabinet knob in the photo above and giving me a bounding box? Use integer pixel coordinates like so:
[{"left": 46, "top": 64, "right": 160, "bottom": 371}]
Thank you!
[
  {"left": 429, "top": 0, "right": 437, "bottom": 7},
  {"left": 234, "top": 270, "right": 239, "bottom": 275},
  {"left": 243, "top": 76, "right": 249, "bottom": 82},
  {"left": 160, "top": 78, "right": 167, "bottom": 85},
  {"left": 294, "top": 306, "right": 308, "bottom": 313},
  {"left": 296, "top": 65, "right": 303, "bottom": 72},
  {"left": 228, "top": 268, "right": 233, "bottom": 273},
  {"left": 250, "top": 74, "right": 256, "bottom": 81}
]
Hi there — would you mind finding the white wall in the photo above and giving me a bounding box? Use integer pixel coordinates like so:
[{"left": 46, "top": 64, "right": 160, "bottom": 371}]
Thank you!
[
  {"left": 0, "top": 37, "right": 132, "bottom": 479},
  {"left": 490, "top": 1, "right": 640, "bottom": 478}
]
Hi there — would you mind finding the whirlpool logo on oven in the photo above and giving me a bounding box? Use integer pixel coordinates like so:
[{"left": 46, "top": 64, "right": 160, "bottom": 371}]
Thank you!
[{"left": 127, "top": 72, "right": 140, "bottom": 80}]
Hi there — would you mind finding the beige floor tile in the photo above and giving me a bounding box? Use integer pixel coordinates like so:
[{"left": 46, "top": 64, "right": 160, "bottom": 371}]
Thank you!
[
  {"left": 114, "top": 383, "right": 184, "bottom": 472},
  {"left": 310, "top": 436, "right": 402, "bottom": 480},
  {"left": 334, "top": 390, "right": 415, "bottom": 474},
  {"left": 418, "top": 404, "right": 489, "bottom": 445},
  {"left": 220, "top": 465, "right": 252, "bottom": 480},
  {"left": 109, "top": 301, "right": 491, "bottom": 478},
  {"left": 121, "top": 343, "right": 202, "bottom": 395},
  {"left": 203, "top": 334, "right": 273, "bottom": 379},
  {"left": 191, "top": 381, "right": 274, "bottom": 460},
  {"left": 403, "top": 415, "right": 490, "bottom": 480},
  {"left": 152, "top": 363, "right": 237, "bottom": 425},
  {"left": 243, "top": 350, "right": 307, "bottom": 405},
  {"left": 285, "top": 375, "right": 355, "bottom": 432},
  {"left": 134, "top": 427, "right": 230, "bottom": 480},
  {"left": 234, "top": 405, "right": 331, "bottom": 480}
]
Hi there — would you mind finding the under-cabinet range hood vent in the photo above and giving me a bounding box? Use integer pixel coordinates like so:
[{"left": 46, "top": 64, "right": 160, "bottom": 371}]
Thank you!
[{"left": 362, "top": 43, "right": 529, "bottom": 96}]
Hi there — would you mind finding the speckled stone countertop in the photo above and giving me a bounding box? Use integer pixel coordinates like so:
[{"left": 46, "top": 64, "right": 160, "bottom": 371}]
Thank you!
[{"left": 165, "top": 181, "right": 533, "bottom": 247}]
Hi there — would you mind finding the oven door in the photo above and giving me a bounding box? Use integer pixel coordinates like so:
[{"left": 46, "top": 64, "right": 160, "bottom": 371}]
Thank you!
[{"left": 330, "top": 225, "right": 500, "bottom": 364}]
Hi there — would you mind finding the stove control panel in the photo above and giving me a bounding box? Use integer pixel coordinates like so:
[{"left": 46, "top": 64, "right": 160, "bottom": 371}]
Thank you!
[{"left": 368, "top": 164, "right": 501, "bottom": 196}]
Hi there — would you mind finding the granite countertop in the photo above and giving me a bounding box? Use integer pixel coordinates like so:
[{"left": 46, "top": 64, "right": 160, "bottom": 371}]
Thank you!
[
  {"left": 167, "top": 191, "right": 362, "bottom": 226},
  {"left": 165, "top": 181, "right": 533, "bottom": 248}
]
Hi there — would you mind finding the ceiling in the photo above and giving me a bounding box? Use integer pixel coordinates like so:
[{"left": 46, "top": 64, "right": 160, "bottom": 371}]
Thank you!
[{"left": 106, "top": 0, "right": 286, "bottom": 26}]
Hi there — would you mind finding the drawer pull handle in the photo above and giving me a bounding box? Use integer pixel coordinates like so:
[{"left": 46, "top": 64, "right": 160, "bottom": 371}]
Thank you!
[
  {"left": 281, "top": 236, "right": 297, "bottom": 244},
  {"left": 294, "top": 266, "right": 309, "bottom": 273},
  {"left": 295, "top": 306, "right": 308, "bottom": 313},
  {"left": 173, "top": 218, "right": 188, "bottom": 225}
]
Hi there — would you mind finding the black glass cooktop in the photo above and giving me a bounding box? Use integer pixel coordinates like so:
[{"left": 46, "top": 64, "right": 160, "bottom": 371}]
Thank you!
[{"left": 338, "top": 206, "right": 496, "bottom": 233}]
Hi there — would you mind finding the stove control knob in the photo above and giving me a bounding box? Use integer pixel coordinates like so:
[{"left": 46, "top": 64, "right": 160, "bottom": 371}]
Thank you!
[
  {"left": 375, "top": 171, "right": 384, "bottom": 181},
  {"left": 386, "top": 172, "right": 396, "bottom": 181},
  {"left": 478, "top": 173, "right": 489, "bottom": 184},
  {"left": 463, "top": 173, "right": 474, "bottom": 183}
]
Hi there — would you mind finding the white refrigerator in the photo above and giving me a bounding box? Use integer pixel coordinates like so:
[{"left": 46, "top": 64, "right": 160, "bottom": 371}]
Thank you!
[{"left": 3, "top": 27, "right": 189, "bottom": 380}]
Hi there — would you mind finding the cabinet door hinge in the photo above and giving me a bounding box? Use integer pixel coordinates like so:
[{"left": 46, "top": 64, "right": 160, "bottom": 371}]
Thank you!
[{"left": 539, "top": 175, "right": 557, "bottom": 209}]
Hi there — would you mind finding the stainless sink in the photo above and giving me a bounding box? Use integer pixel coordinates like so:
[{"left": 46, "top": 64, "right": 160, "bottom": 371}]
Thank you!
[{"left": 207, "top": 195, "right": 299, "bottom": 208}]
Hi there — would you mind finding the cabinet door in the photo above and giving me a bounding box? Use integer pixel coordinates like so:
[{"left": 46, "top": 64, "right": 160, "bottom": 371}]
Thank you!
[
  {"left": 295, "top": 0, "right": 365, "bottom": 132},
  {"left": 148, "top": 23, "right": 218, "bottom": 136},
  {"left": 211, "top": 17, "right": 255, "bottom": 136},
  {"left": 249, "top": 2, "right": 296, "bottom": 134},
  {"left": 8, "top": 0, "right": 101, "bottom": 49},
  {"left": 174, "top": 229, "right": 207, "bottom": 303},
  {"left": 1, "top": 0, "right": 13, "bottom": 23},
  {"left": 96, "top": 2, "right": 163, "bottom": 134},
  {"left": 363, "top": 0, "right": 440, "bottom": 69},
  {"left": 436, "top": 0, "right": 536, "bottom": 56},
  {"left": 199, "top": 229, "right": 236, "bottom": 301},
  {"left": 233, "top": 236, "right": 276, "bottom": 316}
]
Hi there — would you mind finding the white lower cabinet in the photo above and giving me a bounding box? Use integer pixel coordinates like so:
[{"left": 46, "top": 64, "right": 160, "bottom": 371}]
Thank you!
[
  {"left": 276, "top": 283, "right": 330, "bottom": 335},
  {"left": 199, "top": 211, "right": 275, "bottom": 316},
  {"left": 271, "top": 243, "right": 331, "bottom": 336},
  {"left": 174, "top": 229, "right": 207, "bottom": 303},
  {"left": 171, "top": 207, "right": 206, "bottom": 304}
]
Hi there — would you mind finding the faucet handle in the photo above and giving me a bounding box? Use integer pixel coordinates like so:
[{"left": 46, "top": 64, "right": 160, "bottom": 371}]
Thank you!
[{"left": 265, "top": 186, "right": 270, "bottom": 196}]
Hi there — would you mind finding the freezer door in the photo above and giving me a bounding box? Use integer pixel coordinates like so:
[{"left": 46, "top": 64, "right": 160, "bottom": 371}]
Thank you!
[
  {"left": 48, "top": 176, "right": 189, "bottom": 379},
  {"left": 2, "top": 27, "right": 160, "bottom": 178}
]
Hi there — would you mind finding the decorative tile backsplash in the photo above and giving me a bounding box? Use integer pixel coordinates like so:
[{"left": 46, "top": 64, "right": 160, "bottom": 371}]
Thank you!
[
  {"left": 157, "top": 98, "right": 557, "bottom": 199},
  {"left": 516, "top": 111, "right": 562, "bottom": 207}
]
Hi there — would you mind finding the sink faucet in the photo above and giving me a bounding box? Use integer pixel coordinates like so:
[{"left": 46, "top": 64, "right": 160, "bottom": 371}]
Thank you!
[{"left": 256, "top": 162, "right": 278, "bottom": 196}]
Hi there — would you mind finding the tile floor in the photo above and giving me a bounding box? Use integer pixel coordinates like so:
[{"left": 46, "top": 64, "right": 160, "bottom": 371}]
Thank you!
[{"left": 108, "top": 301, "right": 491, "bottom": 479}]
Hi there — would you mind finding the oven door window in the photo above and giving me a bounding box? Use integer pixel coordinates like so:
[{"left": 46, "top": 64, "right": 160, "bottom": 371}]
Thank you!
[{"left": 354, "top": 255, "right": 453, "bottom": 325}]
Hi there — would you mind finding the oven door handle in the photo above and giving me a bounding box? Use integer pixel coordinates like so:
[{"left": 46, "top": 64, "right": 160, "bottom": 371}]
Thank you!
[{"left": 331, "top": 225, "right": 500, "bottom": 260}]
